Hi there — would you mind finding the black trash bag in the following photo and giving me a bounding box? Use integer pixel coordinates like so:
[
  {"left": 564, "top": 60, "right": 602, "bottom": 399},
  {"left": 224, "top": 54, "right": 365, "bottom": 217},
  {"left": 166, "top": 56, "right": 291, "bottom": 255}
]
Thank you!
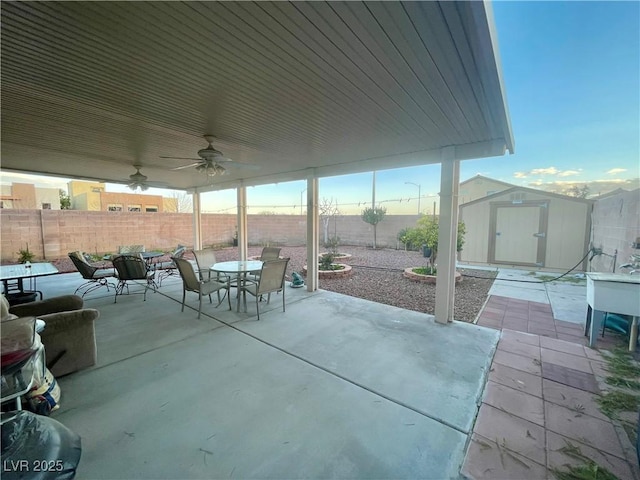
[{"left": 1, "top": 411, "right": 81, "bottom": 480}]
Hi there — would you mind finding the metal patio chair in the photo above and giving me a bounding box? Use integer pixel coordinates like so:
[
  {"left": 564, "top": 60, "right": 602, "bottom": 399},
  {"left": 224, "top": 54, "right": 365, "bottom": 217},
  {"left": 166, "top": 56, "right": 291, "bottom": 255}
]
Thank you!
[
  {"left": 68, "top": 251, "right": 116, "bottom": 298},
  {"left": 111, "top": 254, "right": 155, "bottom": 303},
  {"left": 239, "top": 258, "right": 289, "bottom": 320},
  {"left": 173, "top": 257, "right": 231, "bottom": 319},
  {"left": 156, "top": 245, "right": 186, "bottom": 286}
]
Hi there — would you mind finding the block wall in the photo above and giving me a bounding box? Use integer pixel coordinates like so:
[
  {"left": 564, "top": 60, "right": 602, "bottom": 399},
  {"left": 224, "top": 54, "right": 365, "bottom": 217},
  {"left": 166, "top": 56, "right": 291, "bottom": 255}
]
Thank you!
[
  {"left": 590, "top": 189, "right": 640, "bottom": 273},
  {"left": 0, "top": 209, "right": 422, "bottom": 262}
]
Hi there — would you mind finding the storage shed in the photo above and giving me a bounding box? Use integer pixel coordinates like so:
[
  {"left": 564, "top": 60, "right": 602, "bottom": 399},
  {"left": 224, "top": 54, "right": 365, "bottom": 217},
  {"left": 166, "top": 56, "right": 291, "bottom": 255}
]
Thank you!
[{"left": 459, "top": 187, "right": 593, "bottom": 271}]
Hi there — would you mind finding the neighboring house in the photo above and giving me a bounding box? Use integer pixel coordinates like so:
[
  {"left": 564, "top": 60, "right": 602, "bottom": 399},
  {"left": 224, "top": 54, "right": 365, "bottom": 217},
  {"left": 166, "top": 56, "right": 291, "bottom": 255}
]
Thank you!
[
  {"left": 67, "top": 180, "right": 176, "bottom": 212},
  {"left": 458, "top": 175, "right": 518, "bottom": 204},
  {"left": 459, "top": 186, "right": 592, "bottom": 271},
  {"left": 0, "top": 183, "right": 61, "bottom": 210}
]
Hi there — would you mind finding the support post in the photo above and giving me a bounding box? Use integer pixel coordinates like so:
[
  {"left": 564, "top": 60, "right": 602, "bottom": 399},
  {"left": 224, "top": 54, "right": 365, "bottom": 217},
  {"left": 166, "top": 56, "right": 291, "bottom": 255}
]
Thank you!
[
  {"left": 435, "top": 153, "right": 460, "bottom": 324},
  {"left": 306, "top": 177, "right": 319, "bottom": 292},
  {"left": 193, "top": 192, "right": 202, "bottom": 251},
  {"left": 237, "top": 186, "right": 248, "bottom": 261}
]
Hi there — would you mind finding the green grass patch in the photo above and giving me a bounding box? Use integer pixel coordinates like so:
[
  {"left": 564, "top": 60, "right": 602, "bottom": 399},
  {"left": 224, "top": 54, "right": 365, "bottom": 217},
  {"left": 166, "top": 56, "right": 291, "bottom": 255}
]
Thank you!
[
  {"left": 604, "top": 348, "right": 640, "bottom": 377},
  {"left": 550, "top": 442, "right": 619, "bottom": 480},
  {"left": 605, "top": 375, "right": 640, "bottom": 391},
  {"left": 412, "top": 267, "right": 437, "bottom": 275},
  {"left": 596, "top": 390, "right": 639, "bottom": 419},
  {"left": 526, "top": 271, "right": 585, "bottom": 283}
]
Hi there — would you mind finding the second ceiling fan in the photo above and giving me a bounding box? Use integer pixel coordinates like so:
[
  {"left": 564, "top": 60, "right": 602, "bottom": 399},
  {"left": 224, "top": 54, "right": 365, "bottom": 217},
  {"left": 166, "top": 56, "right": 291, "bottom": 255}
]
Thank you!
[{"left": 162, "top": 135, "right": 256, "bottom": 177}]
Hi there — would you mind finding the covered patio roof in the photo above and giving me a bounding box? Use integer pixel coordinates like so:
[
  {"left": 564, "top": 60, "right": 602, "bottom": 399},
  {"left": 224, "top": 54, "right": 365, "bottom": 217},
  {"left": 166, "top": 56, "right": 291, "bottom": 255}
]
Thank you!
[{"left": 1, "top": 1, "right": 513, "bottom": 192}]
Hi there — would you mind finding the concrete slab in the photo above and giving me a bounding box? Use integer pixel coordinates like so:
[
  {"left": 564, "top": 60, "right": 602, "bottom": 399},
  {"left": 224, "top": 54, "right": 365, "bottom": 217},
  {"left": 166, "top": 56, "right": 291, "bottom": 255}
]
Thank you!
[
  {"left": 56, "top": 326, "right": 469, "bottom": 479},
  {"left": 489, "top": 284, "right": 549, "bottom": 303},
  {"left": 233, "top": 291, "right": 500, "bottom": 433}
]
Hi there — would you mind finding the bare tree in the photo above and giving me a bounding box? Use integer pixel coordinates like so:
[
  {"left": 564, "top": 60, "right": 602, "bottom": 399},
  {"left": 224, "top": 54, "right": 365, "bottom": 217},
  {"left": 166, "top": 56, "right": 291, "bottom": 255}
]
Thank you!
[
  {"left": 567, "top": 184, "right": 590, "bottom": 199},
  {"left": 166, "top": 191, "right": 193, "bottom": 213},
  {"left": 319, "top": 197, "right": 340, "bottom": 244}
]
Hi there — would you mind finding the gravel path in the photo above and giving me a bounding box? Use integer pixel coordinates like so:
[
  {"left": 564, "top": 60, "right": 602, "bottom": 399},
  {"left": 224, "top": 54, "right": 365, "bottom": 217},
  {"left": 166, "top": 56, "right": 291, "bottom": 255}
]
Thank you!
[{"left": 49, "top": 245, "right": 496, "bottom": 322}]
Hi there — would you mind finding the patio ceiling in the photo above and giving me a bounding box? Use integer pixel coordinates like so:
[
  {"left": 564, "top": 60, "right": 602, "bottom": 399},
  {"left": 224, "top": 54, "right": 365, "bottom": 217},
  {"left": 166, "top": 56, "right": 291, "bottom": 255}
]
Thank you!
[{"left": 1, "top": 1, "right": 513, "bottom": 193}]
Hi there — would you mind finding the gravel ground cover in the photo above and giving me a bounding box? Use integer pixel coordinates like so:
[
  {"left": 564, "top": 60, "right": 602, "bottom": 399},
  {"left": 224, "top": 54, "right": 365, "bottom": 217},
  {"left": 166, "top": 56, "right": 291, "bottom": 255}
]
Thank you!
[{"left": 47, "top": 245, "right": 496, "bottom": 323}]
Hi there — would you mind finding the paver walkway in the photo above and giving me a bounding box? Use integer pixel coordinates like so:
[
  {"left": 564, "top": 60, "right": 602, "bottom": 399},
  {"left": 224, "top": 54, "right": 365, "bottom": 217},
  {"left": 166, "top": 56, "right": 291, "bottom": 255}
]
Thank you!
[{"left": 463, "top": 296, "right": 639, "bottom": 479}]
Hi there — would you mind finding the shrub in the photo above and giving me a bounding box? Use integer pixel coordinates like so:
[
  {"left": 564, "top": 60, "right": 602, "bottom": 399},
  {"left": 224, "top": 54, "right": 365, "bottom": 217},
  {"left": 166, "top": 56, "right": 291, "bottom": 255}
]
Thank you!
[
  {"left": 324, "top": 236, "right": 341, "bottom": 255},
  {"left": 319, "top": 253, "right": 335, "bottom": 270},
  {"left": 17, "top": 245, "right": 35, "bottom": 263},
  {"left": 401, "top": 218, "right": 466, "bottom": 262}
]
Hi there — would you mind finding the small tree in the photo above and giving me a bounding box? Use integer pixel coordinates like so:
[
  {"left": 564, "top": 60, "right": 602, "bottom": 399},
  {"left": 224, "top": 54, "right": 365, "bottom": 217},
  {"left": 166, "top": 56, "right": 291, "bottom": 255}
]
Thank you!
[
  {"left": 59, "top": 189, "right": 71, "bottom": 209},
  {"left": 319, "top": 197, "right": 340, "bottom": 244},
  {"left": 361, "top": 206, "right": 387, "bottom": 249},
  {"left": 403, "top": 217, "right": 466, "bottom": 263}
]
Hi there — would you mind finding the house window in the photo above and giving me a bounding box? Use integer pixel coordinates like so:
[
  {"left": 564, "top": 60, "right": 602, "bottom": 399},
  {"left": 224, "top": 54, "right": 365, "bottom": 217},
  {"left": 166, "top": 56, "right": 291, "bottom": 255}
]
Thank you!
[
  {"left": 91, "top": 187, "right": 102, "bottom": 193},
  {"left": 42, "top": 203, "right": 51, "bottom": 209},
  {"left": 128, "top": 205, "right": 141, "bottom": 212},
  {"left": 108, "top": 204, "right": 123, "bottom": 211},
  {"left": 145, "top": 206, "right": 158, "bottom": 212},
  {"left": 0, "top": 201, "right": 4, "bottom": 209}
]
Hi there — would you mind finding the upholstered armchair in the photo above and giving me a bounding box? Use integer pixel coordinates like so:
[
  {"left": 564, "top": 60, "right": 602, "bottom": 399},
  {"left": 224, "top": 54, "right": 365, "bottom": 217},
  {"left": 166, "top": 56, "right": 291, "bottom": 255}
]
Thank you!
[{"left": 7, "top": 294, "right": 100, "bottom": 377}]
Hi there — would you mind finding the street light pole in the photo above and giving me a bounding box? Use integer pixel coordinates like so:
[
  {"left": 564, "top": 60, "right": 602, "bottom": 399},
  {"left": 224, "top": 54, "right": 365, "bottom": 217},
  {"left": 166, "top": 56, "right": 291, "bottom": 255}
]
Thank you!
[{"left": 404, "top": 182, "right": 421, "bottom": 214}]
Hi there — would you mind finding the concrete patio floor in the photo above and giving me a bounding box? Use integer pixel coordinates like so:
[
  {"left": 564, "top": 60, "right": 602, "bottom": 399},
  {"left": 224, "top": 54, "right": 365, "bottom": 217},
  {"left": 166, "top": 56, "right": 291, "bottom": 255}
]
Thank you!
[{"left": 34, "top": 271, "right": 499, "bottom": 479}]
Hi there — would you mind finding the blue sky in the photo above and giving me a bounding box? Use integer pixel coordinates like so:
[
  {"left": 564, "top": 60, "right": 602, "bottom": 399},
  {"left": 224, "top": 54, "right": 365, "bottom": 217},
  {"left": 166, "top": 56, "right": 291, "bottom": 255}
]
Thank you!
[{"left": 2, "top": 1, "right": 639, "bottom": 214}]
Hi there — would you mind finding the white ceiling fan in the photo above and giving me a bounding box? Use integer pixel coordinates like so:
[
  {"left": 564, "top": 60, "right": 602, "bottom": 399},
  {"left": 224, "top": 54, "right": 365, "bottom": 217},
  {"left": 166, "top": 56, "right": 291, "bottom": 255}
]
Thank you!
[
  {"left": 161, "top": 135, "right": 257, "bottom": 177},
  {"left": 127, "top": 165, "right": 168, "bottom": 191}
]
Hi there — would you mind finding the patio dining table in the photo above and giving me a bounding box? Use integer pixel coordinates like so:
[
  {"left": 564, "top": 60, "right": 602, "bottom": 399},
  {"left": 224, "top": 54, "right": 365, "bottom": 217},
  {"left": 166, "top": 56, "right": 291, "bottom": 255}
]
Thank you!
[
  {"left": 211, "top": 260, "right": 263, "bottom": 312},
  {"left": 0, "top": 262, "right": 59, "bottom": 302}
]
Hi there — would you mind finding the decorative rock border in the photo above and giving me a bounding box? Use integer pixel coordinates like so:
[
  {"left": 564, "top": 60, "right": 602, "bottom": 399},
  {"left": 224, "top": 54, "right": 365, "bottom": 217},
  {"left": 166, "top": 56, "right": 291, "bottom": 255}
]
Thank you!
[
  {"left": 318, "top": 252, "right": 352, "bottom": 261},
  {"left": 403, "top": 268, "right": 462, "bottom": 284},
  {"left": 303, "top": 263, "right": 353, "bottom": 278}
]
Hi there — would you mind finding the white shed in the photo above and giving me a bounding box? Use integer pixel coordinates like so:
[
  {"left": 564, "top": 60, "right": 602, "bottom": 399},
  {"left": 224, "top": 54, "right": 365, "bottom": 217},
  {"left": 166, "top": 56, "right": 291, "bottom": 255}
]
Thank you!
[{"left": 459, "top": 186, "right": 592, "bottom": 271}]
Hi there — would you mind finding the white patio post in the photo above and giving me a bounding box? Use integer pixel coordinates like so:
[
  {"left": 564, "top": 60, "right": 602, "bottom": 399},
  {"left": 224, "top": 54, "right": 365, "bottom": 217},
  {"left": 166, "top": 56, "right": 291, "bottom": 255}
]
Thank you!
[
  {"left": 306, "top": 177, "right": 319, "bottom": 291},
  {"left": 237, "top": 185, "right": 248, "bottom": 261},
  {"left": 435, "top": 152, "right": 460, "bottom": 324},
  {"left": 192, "top": 192, "right": 202, "bottom": 251}
]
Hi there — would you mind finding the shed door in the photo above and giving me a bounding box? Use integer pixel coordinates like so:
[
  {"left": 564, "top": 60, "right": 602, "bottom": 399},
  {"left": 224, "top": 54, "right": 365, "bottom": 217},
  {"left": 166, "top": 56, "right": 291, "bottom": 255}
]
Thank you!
[{"left": 491, "top": 204, "right": 547, "bottom": 266}]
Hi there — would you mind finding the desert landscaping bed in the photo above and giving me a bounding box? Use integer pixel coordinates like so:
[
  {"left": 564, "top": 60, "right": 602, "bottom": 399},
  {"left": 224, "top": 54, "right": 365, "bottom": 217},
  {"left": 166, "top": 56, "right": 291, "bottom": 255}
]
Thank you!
[{"left": 47, "top": 245, "right": 496, "bottom": 323}]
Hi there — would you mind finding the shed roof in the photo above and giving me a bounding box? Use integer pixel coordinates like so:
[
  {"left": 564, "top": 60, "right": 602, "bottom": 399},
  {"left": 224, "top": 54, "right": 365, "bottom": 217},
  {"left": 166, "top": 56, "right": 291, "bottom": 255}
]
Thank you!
[{"left": 460, "top": 185, "right": 594, "bottom": 208}]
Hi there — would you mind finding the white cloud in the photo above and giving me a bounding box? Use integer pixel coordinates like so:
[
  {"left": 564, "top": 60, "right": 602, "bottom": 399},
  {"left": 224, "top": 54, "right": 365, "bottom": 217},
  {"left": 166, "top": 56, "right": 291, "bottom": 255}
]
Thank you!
[
  {"left": 530, "top": 167, "right": 559, "bottom": 175},
  {"left": 557, "top": 170, "right": 581, "bottom": 177},
  {"left": 513, "top": 166, "right": 582, "bottom": 180},
  {"left": 606, "top": 168, "right": 627, "bottom": 175}
]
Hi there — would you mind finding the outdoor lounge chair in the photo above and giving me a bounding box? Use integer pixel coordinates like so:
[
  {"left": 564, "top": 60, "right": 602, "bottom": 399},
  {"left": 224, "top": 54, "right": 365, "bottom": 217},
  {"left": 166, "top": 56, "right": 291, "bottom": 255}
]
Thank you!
[
  {"left": 239, "top": 258, "right": 289, "bottom": 320},
  {"left": 111, "top": 254, "right": 155, "bottom": 303},
  {"left": 68, "top": 251, "right": 116, "bottom": 298},
  {"left": 173, "top": 257, "right": 230, "bottom": 319}
]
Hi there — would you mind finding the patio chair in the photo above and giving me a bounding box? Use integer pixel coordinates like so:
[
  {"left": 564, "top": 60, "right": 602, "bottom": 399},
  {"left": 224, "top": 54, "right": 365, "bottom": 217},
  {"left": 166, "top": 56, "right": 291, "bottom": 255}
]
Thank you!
[
  {"left": 239, "top": 258, "right": 289, "bottom": 320},
  {"left": 111, "top": 254, "right": 155, "bottom": 303},
  {"left": 173, "top": 257, "right": 231, "bottom": 319},
  {"left": 156, "top": 245, "right": 186, "bottom": 286},
  {"left": 118, "top": 245, "right": 145, "bottom": 254},
  {"left": 68, "top": 251, "right": 116, "bottom": 298},
  {"left": 193, "top": 248, "right": 237, "bottom": 285}
]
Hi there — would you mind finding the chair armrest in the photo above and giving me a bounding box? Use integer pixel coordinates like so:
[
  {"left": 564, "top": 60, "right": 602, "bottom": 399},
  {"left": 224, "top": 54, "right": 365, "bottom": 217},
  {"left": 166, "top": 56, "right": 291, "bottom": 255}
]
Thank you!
[
  {"left": 37, "top": 308, "right": 100, "bottom": 334},
  {"left": 9, "top": 295, "right": 84, "bottom": 318}
]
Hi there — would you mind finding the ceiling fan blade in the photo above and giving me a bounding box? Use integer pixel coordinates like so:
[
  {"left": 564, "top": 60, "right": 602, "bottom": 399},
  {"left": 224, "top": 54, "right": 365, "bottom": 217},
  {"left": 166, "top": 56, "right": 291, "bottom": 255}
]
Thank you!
[
  {"left": 171, "top": 162, "right": 203, "bottom": 171},
  {"left": 160, "top": 156, "right": 202, "bottom": 161}
]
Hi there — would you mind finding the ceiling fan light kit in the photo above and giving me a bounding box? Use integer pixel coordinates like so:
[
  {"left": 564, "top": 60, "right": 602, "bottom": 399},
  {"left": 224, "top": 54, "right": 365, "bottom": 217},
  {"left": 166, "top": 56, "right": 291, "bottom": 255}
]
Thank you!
[
  {"left": 164, "top": 134, "right": 256, "bottom": 178},
  {"left": 196, "top": 162, "right": 226, "bottom": 177}
]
